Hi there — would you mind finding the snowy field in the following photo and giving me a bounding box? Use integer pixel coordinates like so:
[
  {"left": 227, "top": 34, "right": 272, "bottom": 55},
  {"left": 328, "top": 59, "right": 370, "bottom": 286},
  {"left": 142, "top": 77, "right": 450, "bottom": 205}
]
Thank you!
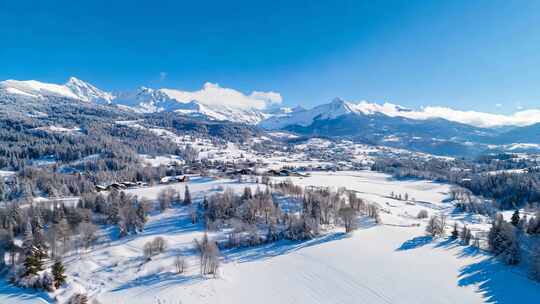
[{"left": 2, "top": 171, "right": 539, "bottom": 303}]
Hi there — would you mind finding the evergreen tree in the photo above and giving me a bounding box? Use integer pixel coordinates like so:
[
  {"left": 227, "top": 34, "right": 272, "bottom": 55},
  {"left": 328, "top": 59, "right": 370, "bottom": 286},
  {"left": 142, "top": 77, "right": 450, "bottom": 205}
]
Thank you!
[
  {"left": 52, "top": 259, "right": 67, "bottom": 288},
  {"left": 183, "top": 185, "right": 192, "bottom": 205},
  {"left": 488, "top": 214, "right": 520, "bottom": 265},
  {"left": 23, "top": 247, "right": 44, "bottom": 276},
  {"left": 451, "top": 223, "right": 459, "bottom": 239},
  {"left": 511, "top": 209, "right": 520, "bottom": 227}
]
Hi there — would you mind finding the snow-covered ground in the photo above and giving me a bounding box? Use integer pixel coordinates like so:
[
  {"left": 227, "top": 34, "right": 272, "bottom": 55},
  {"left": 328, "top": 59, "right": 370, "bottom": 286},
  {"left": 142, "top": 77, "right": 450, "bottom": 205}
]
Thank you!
[{"left": 2, "top": 171, "right": 539, "bottom": 303}]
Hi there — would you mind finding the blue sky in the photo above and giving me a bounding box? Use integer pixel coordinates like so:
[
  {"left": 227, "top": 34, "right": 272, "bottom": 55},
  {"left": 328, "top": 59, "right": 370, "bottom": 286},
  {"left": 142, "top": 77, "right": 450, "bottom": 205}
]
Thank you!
[{"left": 1, "top": 0, "right": 539, "bottom": 112}]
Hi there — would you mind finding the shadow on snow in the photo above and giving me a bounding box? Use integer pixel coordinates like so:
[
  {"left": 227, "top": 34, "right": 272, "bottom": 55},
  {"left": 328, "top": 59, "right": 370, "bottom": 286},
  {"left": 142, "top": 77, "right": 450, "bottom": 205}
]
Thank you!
[
  {"left": 223, "top": 232, "right": 349, "bottom": 264},
  {"left": 396, "top": 235, "right": 540, "bottom": 303}
]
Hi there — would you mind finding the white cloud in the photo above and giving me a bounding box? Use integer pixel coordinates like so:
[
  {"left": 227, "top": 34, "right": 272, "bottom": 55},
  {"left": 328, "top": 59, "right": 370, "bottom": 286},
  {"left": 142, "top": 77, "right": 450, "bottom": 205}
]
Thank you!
[
  {"left": 160, "top": 82, "right": 282, "bottom": 110},
  {"left": 495, "top": 103, "right": 502, "bottom": 108},
  {"left": 354, "top": 102, "right": 540, "bottom": 128},
  {"left": 249, "top": 91, "right": 283, "bottom": 105},
  {"left": 412, "top": 107, "right": 540, "bottom": 127}
]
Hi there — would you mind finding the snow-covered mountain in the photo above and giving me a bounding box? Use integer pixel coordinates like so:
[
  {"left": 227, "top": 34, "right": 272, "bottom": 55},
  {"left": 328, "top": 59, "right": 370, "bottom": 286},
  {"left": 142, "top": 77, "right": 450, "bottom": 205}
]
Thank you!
[
  {"left": 260, "top": 98, "right": 540, "bottom": 129},
  {"left": 113, "top": 85, "right": 269, "bottom": 124},
  {"left": 3, "top": 77, "right": 540, "bottom": 152},
  {"left": 260, "top": 98, "right": 367, "bottom": 129},
  {"left": 0, "top": 77, "right": 114, "bottom": 104},
  {"left": 258, "top": 97, "right": 531, "bottom": 156},
  {"left": 0, "top": 78, "right": 280, "bottom": 124}
]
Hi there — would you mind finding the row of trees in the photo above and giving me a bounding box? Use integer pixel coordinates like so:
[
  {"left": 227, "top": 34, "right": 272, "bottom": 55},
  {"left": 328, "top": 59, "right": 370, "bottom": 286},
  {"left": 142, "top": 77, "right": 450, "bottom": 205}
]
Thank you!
[{"left": 373, "top": 156, "right": 540, "bottom": 210}]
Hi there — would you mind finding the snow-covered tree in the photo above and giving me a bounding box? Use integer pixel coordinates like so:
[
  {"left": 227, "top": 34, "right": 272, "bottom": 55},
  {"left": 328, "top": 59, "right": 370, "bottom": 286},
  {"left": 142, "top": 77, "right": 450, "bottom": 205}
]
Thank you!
[{"left": 488, "top": 214, "right": 520, "bottom": 265}]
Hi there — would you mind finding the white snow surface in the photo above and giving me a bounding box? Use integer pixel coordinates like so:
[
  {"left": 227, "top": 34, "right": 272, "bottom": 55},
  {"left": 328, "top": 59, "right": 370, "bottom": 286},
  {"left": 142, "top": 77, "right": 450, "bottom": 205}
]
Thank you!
[{"left": 3, "top": 171, "right": 539, "bottom": 303}]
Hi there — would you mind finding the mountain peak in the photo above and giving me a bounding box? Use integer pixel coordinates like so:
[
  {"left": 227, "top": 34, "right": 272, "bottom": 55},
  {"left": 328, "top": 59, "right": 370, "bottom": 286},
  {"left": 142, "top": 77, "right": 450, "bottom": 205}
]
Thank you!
[
  {"left": 0, "top": 77, "right": 114, "bottom": 104},
  {"left": 66, "top": 76, "right": 85, "bottom": 85},
  {"left": 330, "top": 97, "right": 346, "bottom": 105},
  {"left": 64, "top": 77, "right": 114, "bottom": 103}
]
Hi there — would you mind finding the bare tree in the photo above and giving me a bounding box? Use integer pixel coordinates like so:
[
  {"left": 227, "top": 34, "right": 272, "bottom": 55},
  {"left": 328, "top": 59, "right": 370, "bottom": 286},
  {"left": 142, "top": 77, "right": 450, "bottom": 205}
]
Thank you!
[
  {"left": 426, "top": 215, "right": 446, "bottom": 237},
  {"left": 174, "top": 254, "right": 186, "bottom": 274},
  {"left": 79, "top": 222, "right": 98, "bottom": 250},
  {"left": 339, "top": 207, "right": 357, "bottom": 233},
  {"left": 158, "top": 188, "right": 176, "bottom": 212},
  {"left": 194, "top": 234, "right": 220, "bottom": 276}
]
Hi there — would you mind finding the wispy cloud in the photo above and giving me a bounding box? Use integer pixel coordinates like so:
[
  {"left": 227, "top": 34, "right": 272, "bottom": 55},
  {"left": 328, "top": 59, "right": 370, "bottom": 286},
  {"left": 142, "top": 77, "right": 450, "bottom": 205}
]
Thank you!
[{"left": 159, "top": 72, "right": 167, "bottom": 81}]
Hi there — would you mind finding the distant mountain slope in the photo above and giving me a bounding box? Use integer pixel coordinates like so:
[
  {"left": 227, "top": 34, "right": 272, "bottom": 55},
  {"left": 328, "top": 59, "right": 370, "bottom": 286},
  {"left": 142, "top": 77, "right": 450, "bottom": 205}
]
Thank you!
[
  {"left": 495, "top": 123, "right": 540, "bottom": 144},
  {"left": 113, "top": 86, "right": 268, "bottom": 124},
  {"left": 2, "top": 77, "right": 540, "bottom": 156},
  {"left": 258, "top": 97, "right": 540, "bottom": 155},
  {"left": 0, "top": 77, "right": 114, "bottom": 104},
  {"left": 0, "top": 78, "right": 276, "bottom": 124}
]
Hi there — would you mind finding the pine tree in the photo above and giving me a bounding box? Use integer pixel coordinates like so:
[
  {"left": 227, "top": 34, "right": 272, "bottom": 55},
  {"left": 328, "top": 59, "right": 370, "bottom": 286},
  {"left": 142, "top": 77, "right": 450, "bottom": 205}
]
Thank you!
[
  {"left": 52, "top": 259, "right": 67, "bottom": 288},
  {"left": 183, "top": 185, "right": 192, "bottom": 205},
  {"left": 451, "top": 223, "right": 459, "bottom": 239},
  {"left": 511, "top": 209, "right": 520, "bottom": 227},
  {"left": 23, "top": 247, "right": 44, "bottom": 276},
  {"left": 23, "top": 253, "right": 38, "bottom": 276},
  {"left": 488, "top": 214, "right": 520, "bottom": 265}
]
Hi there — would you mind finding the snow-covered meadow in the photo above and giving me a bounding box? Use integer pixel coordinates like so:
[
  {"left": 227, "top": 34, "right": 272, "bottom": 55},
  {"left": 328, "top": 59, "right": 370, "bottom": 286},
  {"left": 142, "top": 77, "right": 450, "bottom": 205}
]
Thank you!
[{"left": 2, "top": 171, "right": 539, "bottom": 303}]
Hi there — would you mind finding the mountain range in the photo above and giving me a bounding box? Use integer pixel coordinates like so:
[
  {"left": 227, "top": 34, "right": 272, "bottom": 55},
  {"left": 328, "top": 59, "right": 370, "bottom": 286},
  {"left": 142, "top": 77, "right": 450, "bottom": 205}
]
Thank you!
[{"left": 1, "top": 77, "right": 539, "bottom": 156}]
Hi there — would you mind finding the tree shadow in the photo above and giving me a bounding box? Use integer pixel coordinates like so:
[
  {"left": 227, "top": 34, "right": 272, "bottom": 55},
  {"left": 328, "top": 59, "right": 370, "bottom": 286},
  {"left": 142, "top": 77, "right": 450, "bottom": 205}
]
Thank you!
[
  {"left": 397, "top": 235, "right": 540, "bottom": 303},
  {"left": 396, "top": 235, "right": 433, "bottom": 251},
  {"left": 110, "top": 271, "right": 202, "bottom": 293},
  {"left": 0, "top": 281, "right": 53, "bottom": 304},
  {"left": 141, "top": 214, "right": 203, "bottom": 238},
  {"left": 223, "top": 232, "right": 349, "bottom": 263},
  {"left": 458, "top": 258, "right": 540, "bottom": 303}
]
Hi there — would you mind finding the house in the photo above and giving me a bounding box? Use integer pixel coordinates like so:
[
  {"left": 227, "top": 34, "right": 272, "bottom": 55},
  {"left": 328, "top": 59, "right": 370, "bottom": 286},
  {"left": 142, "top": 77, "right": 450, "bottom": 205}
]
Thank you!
[{"left": 160, "top": 175, "right": 190, "bottom": 184}]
